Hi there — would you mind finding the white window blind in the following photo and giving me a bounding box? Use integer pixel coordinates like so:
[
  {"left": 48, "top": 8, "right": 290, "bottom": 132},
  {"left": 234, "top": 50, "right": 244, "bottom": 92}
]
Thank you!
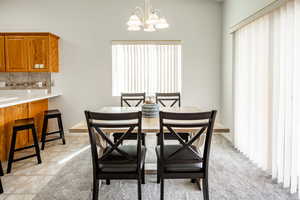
[
  {"left": 112, "top": 42, "right": 182, "bottom": 96},
  {"left": 234, "top": 0, "right": 300, "bottom": 198}
]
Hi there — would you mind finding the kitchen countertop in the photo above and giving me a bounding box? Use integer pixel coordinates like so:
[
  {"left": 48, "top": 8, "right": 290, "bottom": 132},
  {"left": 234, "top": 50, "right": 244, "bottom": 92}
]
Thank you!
[{"left": 0, "top": 89, "right": 62, "bottom": 108}]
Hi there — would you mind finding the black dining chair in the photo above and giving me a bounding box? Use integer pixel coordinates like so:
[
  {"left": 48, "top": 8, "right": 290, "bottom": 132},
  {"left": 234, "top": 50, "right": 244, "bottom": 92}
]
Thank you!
[
  {"left": 85, "top": 110, "right": 146, "bottom": 200},
  {"left": 113, "top": 93, "right": 146, "bottom": 146},
  {"left": 156, "top": 110, "right": 217, "bottom": 200},
  {"left": 0, "top": 161, "right": 3, "bottom": 194},
  {"left": 155, "top": 93, "right": 190, "bottom": 145}
]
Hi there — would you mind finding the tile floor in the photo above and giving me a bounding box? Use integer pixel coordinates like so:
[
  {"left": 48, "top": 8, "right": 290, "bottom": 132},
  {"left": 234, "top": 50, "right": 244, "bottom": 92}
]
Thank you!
[{"left": 0, "top": 132, "right": 90, "bottom": 200}]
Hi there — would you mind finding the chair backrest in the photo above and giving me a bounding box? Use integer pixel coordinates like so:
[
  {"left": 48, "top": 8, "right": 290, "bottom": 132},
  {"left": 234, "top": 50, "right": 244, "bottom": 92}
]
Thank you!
[
  {"left": 156, "top": 93, "right": 181, "bottom": 107},
  {"left": 121, "top": 93, "right": 146, "bottom": 107},
  {"left": 159, "top": 110, "right": 217, "bottom": 172},
  {"left": 85, "top": 111, "right": 143, "bottom": 174}
]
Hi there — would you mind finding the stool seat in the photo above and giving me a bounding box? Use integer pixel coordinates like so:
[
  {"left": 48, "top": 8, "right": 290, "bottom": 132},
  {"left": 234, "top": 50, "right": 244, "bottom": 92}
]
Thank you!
[
  {"left": 45, "top": 109, "right": 61, "bottom": 117},
  {"left": 14, "top": 118, "right": 34, "bottom": 127}
]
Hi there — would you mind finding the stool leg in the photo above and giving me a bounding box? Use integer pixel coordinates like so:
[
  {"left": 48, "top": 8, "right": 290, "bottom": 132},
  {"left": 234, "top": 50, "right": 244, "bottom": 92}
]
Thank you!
[
  {"left": 0, "top": 161, "right": 3, "bottom": 193},
  {"left": 7, "top": 129, "right": 17, "bottom": 174},
  {"left": 31, "top": 126, "right": 42, "bottom": 164},
  {"left": 0, "top": 178, "right": 3, "bottom": 194},
  {"left": 57, "top": 116, "right": 66, "bottom": 145},
  {"left": 0, "top": 161, "right": 3, "bottom": 176},
  {"left": 41, "top": 116, "right": 48, "bottom": 150}
]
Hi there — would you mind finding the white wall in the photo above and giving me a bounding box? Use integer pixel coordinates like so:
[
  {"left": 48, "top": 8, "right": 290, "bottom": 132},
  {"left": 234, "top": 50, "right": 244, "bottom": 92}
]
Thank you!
[
  {"left": 0, "top": 0, "right": 222, "bottom": 129},
  {"left": 221, "top": 0, "right": 276, "bottom": 142}
]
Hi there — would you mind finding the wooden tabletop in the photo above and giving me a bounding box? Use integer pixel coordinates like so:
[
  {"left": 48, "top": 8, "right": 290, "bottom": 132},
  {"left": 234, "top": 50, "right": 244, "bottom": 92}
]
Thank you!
[{"left": 69, "top": 106, "right": 230, "bottom": 134}]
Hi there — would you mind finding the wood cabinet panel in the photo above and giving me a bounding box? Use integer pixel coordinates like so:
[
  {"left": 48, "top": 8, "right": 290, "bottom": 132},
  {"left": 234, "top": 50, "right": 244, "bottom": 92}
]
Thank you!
[
  {"left": 49, "top": 35, "right": 59, "bottom": 72},
  {"left": 0, "top": 36, "right": 5, "bottom": 72},
  {"left": 4, "top": 104, "right": 29, "bottom": 151},
  {"left": 27, "top": 36, "right": 49, "bottom": 72},
  {"left": 5, "top": 36, "right": 28, "bottom": 72},
  {"left": 0, "top": 108, "right": 5, "bottom": 161},
  {"left": 28, "top": 99, "right": 48, "bottom": 142}
]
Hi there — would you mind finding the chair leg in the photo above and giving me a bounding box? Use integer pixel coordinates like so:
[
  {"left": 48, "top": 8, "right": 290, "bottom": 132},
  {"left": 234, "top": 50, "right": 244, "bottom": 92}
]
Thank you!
[
  {"left": 142, "top": 164, "right": 145, "bottom": 184},
  {"left": 157, "top": 161, "right": 160, "bottom": 184},
  {"left": 106, "top": 179, "right": 110, "bottom": 185},
  {"left": 31, "top": 126, "right": 42, "bottom": 164},
  {"left": 92, "top": 178, "right": 99, "bottom": 200},
  {"left": 113, "top": 136, "right": 118, "bottom": 144},
  {"left": 157, "top": 135, "right": 160, "bottom": 146},
  {"left": 137, "top": 177, "right": 142, "bottom": 200},
  {"left": 142, "top": 134, "right": 145, "bottom": 146},
  {"left": 160, "top": 178, "right": 164, "bottom": 200},
  {"left": 202, "top": 178, "right": 209, "bottom": 200},
  {"left": 7, "top": 130, "right": 17, "bottom": 174},
  {"left": 191, "top": 179, "right": 196, "bottom": 183},
  {"left": 57, "top": 116, "right": 66, "bottom": 145},
  {"left": 41, "top": 116, "right": 48, "bottom": 150}
]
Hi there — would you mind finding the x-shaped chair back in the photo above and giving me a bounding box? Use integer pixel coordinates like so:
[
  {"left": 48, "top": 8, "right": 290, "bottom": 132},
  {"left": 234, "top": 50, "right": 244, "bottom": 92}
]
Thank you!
[
  {"left": 121, "top": 93, "right": 146, "bottom": 107},
  {"left": 156, "top": 93, "right": 181, "bottom": 107},
  {"left": 85, "top": 111, "right": 143, "bottom": 174},
  {"left": 159, "top": 110, "right": 217, "bottom": 172}
]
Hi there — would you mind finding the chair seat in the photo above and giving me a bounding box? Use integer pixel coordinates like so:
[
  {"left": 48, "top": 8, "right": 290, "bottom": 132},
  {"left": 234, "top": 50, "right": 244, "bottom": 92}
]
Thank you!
[
  {"left": 99, "top": 145, "right": 146, "bottom": 172},
  {"left": 156, "top": 145, "right": 203, "bottom": 172},
  {"left": 156, "top": 132, "right": 190, "bottom": 140}
]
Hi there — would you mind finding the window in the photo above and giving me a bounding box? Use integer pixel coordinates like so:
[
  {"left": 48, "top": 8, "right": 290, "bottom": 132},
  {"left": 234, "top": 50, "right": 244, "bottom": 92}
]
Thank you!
[
  {"left": 112, "top": 41, "right": 182, "bottom": 96},
  {"left": 233, "top": 0, "right": 300, "bottom": 197}
]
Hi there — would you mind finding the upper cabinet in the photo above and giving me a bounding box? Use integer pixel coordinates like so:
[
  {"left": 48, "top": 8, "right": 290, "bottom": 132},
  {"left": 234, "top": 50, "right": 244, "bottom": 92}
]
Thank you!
[
  {"left": 0, "top": 35, "right": 5, "bottom": 72},
  {"left": 5, "top": 36, "right": 29, "bottom": 72},
  {"left": 0, "top": 32, "right": 60, "bottom": 72}
]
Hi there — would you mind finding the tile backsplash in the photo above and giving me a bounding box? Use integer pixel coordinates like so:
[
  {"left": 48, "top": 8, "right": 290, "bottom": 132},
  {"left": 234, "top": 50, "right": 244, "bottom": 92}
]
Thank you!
[{"left": 0, "top": 72, "right": 51, "bottom": 90}]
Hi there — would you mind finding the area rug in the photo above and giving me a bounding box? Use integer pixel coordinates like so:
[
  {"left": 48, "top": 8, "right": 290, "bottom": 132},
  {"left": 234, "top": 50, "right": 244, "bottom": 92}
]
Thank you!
[{"left": 33, "top": 136, "right": 297, "bottom": 200}]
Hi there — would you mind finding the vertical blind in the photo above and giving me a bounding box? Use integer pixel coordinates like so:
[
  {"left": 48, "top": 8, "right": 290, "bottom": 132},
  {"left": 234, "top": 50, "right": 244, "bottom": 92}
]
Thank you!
[
  {"left": 234, "top": 0, "right": 300, "bottom": 198},
  {"left": 112, "top": 42, "right": 182, "bottom": 96}
]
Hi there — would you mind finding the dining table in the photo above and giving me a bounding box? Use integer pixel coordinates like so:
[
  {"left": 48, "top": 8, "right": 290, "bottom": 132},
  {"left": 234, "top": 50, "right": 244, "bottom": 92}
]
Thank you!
[
  {"left": 69, "top": 106, "right": 230, "bottom": 134},
  {"left": 69, "top": 106, "right": 230, "bottom": 174}
]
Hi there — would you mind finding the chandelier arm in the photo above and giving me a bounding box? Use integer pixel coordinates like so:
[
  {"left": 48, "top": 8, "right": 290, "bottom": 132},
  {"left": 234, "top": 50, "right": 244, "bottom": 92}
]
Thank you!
[{"left": 133, "top": 6, "right": 144, "bottom": 19}]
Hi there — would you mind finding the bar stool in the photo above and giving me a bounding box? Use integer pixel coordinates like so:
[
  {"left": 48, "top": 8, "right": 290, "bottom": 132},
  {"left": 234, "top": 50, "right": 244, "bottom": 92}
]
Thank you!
[
  {"left": 7, "top": 118, "right": 42, "bottom": 174},
  {"left": 41, "top": 109, "right": 66, "bottom": 150},
  {"left": 0, "top": 161, "right": 3, "bottom": 193}
]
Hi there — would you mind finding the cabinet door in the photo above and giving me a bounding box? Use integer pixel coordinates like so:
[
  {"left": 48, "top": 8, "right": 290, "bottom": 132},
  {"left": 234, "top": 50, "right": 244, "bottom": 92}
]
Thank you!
[
  {"left": 0, "top": 36, "right": 5, "bottom": 72},
  {"left": 27, "top": 36, "right": 49, "bottom": 72},
  {"left": 4, "top": 104, "right": 29, "bottom": 149},
  {"left": 0, "top": 108, "right": 5, "bottom": 161},
  {"left": 5, "top": 36, "right": 29, "bottom": 72},
  {"left": 28, "top": 99, "right": 48, "bottom": 142}
]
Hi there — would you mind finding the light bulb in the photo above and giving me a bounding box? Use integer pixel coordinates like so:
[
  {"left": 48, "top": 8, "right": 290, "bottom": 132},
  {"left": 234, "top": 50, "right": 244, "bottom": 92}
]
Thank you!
[
  {"left": 127, "top": 14, "right": 142, "bottom": 26},
  {"left": 155, "top": 17, "right": 169, "bottom": 29}
]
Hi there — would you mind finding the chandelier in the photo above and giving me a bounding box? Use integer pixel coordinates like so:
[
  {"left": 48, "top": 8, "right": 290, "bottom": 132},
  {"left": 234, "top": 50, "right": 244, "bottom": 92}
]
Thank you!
[{"left": 127, "top": 0, "right": 169, "bottom": 32}]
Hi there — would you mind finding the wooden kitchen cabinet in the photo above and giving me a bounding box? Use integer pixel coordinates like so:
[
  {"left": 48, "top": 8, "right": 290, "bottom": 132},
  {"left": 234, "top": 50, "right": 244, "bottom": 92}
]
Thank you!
[
  {"left": 1, "top": 32, "right": 59, "bottom": 72},
  {"left": 0, "top": 108, "right": 5, "bottom": 161},
  {"left": 27, "top": 36, "right": 49, "bottom": 72},
  {"left": 0, "top": 35, "right": 5, "bottom": 72},
  {"left": 5, "top": 36, "right": 29, "bottom": 72},
  {"left": 28, "top": 99, "right": 48, "bottom": 142}
]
